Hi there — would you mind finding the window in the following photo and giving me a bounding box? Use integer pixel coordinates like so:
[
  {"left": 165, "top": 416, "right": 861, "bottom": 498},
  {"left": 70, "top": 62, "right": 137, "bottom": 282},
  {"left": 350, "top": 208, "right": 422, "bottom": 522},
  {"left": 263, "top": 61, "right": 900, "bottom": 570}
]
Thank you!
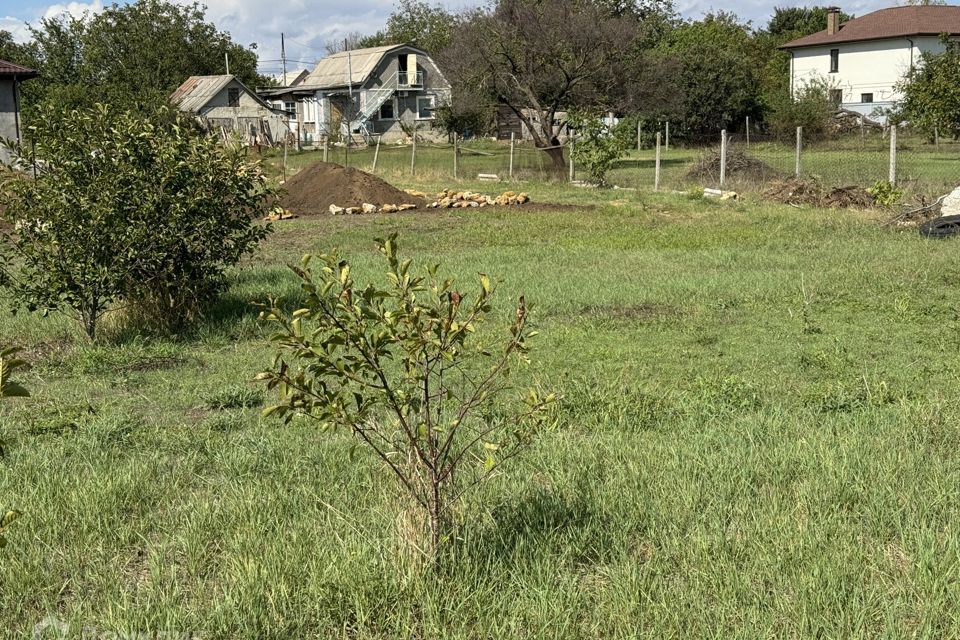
[
  {"left": 829, "top": 89, "right": 843, "bottom": 105},
  {"left": 829, "top": 49, "right": 839, "bottom": 73},
  {"left": 227, "top": 88, "right": 240, "bottom": 107},
  {"left": 379, "top": 100, "right": 395, "bottom": 120},
  {"left": 860, "top": 93, "right": 873, "bottom": 104},
  {"left": 284, "top": 101, "right": 296, "bottom": 120},
  {"left": 416, "top": 96, "right": 435, "bottom": 120}
]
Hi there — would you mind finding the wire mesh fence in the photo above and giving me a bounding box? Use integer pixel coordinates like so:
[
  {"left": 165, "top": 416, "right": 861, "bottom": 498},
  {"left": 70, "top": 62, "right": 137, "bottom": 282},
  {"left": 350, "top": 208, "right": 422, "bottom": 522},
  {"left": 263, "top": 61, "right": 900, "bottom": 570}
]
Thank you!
[{"left": 280, "top": 126, "right": 959, "bottom": 201}]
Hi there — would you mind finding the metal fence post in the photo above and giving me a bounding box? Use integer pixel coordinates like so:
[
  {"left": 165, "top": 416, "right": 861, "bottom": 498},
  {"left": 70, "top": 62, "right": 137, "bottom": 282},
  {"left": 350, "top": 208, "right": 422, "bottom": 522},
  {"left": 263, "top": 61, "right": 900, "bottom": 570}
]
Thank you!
[
  {"left": 509, "top": 132, "right": 515, "bottom": 179},
  {"left": 720, "top": 129, "right": 727, "bottom": 188},
  {"left": 665, "top": 121, "right": 670, "bottom": 152},
  {"left": 654, "top": 131, "right": 661, "bottom": 192},
  {"left": 411, "top": 133, "right": 417, "bottom": 175},
  {"left": 637, "top": 119, "right": 642, "bottom": 151},
  {"left": 745, "top": 116, "right": 750, "bottom": 148},
  {"left": 795, "top": 126, "right": 803, "bottom": 178},
  {"left": 323, "top": 137, "right": 329, "bottom": 163},
  {"left": 889, "top": 123, "right": 898, "bottom": 185},
  {"left": 372, "top": 135, "right": 380, "bottom": 172}
]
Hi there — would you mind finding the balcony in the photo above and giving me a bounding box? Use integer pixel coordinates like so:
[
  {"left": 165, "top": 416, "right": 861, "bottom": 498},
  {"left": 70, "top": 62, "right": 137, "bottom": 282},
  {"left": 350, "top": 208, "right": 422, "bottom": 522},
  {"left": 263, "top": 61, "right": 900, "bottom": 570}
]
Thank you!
[{"left": 398, "top": 71, "right": 424, "bottom": 88}]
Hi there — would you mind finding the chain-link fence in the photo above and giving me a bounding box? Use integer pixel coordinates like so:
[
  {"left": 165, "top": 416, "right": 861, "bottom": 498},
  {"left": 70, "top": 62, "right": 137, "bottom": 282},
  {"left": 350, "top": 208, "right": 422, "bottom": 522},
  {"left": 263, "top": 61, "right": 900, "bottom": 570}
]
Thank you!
[{"left": 282, "top": 125, "right": 959, "bottom": 201}]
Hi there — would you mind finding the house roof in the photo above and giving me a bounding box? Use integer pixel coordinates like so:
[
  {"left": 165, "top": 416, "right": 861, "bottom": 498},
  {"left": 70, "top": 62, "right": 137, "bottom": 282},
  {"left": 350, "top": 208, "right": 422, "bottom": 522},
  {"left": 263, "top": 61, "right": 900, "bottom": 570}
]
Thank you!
[
  {"left": 0, "top": 59, "right": 37, "bottom": 78},
  {"left": 171, "top": 74, "right": 281, "bottom": 113},
  {"left": 299, "top": 44, "right": 427, "bottom": 91},
  {"left": 781, "top": 5, "right": 960, "bottom": 49}
]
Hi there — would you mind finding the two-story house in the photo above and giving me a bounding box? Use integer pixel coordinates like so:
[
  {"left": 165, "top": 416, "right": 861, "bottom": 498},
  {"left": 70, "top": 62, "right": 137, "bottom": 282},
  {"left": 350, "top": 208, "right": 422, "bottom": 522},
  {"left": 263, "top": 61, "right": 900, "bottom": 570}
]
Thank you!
[
  {"left": 261, "top": 44, "right": 451, "bottom": 144},
  {"left": 781, "top": 5, "right": 960, "bottom": 121}
]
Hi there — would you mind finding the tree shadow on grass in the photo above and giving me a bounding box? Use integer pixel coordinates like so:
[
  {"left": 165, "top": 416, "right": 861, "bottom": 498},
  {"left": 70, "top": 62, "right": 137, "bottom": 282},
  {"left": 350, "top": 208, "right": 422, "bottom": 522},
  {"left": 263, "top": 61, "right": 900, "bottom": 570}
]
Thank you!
[{"left": 460, "top": 478, "right": 621, "bottom": 569}]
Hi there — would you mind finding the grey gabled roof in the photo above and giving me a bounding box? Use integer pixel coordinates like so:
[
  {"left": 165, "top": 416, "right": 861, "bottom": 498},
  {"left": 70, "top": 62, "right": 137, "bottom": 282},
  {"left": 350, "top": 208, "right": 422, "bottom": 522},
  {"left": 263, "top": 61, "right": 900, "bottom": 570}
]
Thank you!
[
  {"left": 299, "top": 44, "right": 428, "bottom": 91},
  {"left": 171, "top": 75, "right": 282, "bottom": 113}
]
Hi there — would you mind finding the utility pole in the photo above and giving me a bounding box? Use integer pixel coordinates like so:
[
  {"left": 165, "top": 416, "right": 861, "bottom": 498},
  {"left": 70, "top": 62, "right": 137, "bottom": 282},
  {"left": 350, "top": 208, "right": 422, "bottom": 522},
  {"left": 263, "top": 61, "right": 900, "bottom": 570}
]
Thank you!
[
  {"left": 345, "top": 38, "right": 353, "bottom": 156},
  {"left": 281, "top": 33, "right": 287, "bottom": 85}
]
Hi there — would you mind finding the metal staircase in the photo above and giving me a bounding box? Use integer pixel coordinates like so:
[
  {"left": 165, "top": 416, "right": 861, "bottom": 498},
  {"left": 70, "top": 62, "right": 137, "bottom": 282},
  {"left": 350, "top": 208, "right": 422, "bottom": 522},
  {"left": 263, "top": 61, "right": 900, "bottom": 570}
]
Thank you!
[{"left": 348, "top": 71, "right": 399, "bottom": 133}]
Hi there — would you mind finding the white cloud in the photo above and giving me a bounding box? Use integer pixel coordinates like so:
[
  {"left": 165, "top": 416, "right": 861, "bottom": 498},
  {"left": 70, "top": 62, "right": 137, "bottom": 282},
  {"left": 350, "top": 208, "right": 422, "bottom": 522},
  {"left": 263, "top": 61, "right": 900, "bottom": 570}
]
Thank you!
[
  {"left": 42, "top": 0, "right": 103, "bottom": 21},
  {"left": 0, "top": 16, "right": 30, "bottom": 42}
]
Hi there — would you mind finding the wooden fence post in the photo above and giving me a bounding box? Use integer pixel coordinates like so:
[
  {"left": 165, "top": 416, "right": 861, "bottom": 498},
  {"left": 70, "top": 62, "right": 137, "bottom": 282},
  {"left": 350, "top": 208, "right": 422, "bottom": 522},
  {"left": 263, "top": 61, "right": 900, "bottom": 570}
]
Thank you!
[
  {"left": 745, "top": 116, "right": 750, "bottom": 148},
  {"left": 569, "top": 136, "right": 575, "bottom": 183},
  {"left": 654, "top": 131, "right": 661, "bottom": 192},
  {"left": 323, "top": 137, "right": 328, "bottom": 163},
  {"left": 453, "top": 134, "right": 459, "bottom": 179},
  {"left": 509, "top": 132, "right": 515, "bottom": 179},
  {"left": 372, "top": 135, "right": 381, "bottom": 172},
  {"left": 637, "top": 119, "right": 642, "bottom": 152},
  {"left": 665, "top": 121, "right": 670, "bottom": 152}
]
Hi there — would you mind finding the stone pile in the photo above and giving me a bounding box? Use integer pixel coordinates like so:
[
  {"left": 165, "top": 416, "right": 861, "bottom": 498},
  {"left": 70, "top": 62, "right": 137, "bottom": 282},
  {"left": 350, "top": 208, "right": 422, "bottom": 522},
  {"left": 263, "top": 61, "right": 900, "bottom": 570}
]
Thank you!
[{"left": 326, "top": 190, "right": 532, "bottom": 215}]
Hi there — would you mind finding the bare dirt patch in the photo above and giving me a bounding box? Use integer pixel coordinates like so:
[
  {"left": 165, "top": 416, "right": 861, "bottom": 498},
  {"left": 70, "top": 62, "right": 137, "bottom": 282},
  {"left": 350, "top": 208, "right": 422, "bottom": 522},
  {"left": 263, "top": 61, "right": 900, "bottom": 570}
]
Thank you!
[{"left": 280, "top": 162, "right": 426, "bottom": 215}]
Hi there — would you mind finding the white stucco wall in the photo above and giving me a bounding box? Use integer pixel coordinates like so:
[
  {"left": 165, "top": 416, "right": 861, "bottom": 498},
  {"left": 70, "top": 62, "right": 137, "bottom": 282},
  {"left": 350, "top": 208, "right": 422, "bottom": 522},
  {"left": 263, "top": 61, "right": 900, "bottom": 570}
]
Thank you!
[{"left": 790, "top": 35, "right": 947, "bottom": 116}]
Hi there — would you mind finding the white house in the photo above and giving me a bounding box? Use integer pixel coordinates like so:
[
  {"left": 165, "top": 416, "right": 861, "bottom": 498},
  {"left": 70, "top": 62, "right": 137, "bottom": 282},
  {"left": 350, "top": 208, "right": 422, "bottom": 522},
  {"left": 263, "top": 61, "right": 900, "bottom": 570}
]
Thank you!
[{"left": 781, "top": 5, "right": 960, "bottom": 121}]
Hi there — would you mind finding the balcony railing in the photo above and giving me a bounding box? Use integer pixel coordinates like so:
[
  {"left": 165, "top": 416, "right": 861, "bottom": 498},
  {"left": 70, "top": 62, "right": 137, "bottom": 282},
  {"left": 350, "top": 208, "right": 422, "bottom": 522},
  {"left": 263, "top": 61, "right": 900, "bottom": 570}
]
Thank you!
[{"left": 398, "top": 71, "right": 424, "bottom": 88}]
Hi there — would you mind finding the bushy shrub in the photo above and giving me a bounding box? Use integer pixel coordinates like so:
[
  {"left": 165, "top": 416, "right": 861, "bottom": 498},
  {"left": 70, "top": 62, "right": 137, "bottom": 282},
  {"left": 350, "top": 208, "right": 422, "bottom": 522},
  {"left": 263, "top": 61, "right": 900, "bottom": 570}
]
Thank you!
[
  {"left": 569, "top": 111, "right": 628, "bottom": 185},
  {"left": 259, "top": 235, "right": 554, "bottom": 557},
  {"left": 768, "top": 78, "right": 837, "bottom": 142},
  {"left": 0, "top": 103, "right": 276, "bottom": 340}
]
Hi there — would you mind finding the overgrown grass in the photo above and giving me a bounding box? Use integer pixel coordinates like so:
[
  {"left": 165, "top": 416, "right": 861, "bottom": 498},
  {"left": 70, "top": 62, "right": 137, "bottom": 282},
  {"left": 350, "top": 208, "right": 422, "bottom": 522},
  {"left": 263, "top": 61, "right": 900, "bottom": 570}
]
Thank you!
[{"left": 3, "top": 175, "right": 960, "bottom": 637}]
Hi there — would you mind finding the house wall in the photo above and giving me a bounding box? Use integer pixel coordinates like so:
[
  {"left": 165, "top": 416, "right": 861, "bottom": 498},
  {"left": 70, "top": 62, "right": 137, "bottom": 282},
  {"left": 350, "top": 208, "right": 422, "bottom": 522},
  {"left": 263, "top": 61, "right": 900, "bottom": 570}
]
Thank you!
[
  {"left": 0, "top": 78, "right": 20, "bottom": 164},
  {"left": 196, "top": 79, "right": 289, "bottom": 142},
  {"left": 790, "top": 36, "right": 946, "bottom": 118}
]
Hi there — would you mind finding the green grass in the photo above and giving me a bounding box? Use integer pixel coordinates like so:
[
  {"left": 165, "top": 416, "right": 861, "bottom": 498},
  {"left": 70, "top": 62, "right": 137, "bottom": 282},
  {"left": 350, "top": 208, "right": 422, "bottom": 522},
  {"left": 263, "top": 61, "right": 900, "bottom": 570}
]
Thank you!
[{"left": 3, "top": 174, "right": 960, "bottom": 638}]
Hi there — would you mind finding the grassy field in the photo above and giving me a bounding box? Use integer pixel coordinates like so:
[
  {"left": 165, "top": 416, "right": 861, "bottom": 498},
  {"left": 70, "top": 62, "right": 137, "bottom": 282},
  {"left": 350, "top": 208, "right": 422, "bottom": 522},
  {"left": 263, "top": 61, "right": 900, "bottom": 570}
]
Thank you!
[{"left": 3, "top": 162, "right": 960, "bottom": 638}]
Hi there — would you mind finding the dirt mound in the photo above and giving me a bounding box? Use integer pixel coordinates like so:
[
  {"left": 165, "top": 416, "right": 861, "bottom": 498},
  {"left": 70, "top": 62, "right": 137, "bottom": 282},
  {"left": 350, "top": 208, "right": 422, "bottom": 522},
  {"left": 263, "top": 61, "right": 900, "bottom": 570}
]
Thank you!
[
  {"left": 763, "top": 178, "right": 875, "bottom": 209},
  {"left": 280, "top": 162, "right": 425, "bottom": 215},
  {"left": 687, "top": 148, "right": 779, "bottom": 182}
]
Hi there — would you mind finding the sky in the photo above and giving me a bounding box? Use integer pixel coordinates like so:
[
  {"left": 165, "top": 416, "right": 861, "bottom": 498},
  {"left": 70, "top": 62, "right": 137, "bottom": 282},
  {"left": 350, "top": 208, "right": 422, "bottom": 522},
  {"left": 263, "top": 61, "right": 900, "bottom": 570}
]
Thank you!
[{"left": 0, "top": 0, "right": 902, "bottom": 75}]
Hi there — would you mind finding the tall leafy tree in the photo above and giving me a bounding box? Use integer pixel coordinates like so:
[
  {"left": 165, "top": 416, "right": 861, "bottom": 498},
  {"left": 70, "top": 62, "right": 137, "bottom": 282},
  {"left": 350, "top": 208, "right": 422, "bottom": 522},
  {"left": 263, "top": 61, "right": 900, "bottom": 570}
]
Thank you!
[
  {"left": 360, "top": 0, "right": 455, "bottom": 54},
  {"left": 897, "top": 37, "right": 960, "bottom": 138},
  {"left": 441, "top": 0, "right": 679, "bottom": 169},
  {"left": 657, "top": 12, "right": 762, "bottom": 139},
  {"left": 20, "top": 0, "right": 265, "bottom": 122}
]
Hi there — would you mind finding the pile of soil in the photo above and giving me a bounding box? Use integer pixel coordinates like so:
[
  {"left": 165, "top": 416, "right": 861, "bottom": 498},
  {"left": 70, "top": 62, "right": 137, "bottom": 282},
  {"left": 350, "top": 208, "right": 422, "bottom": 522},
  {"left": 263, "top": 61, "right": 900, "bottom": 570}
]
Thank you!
[
  {"left": 763, "top": 178, "right": 875, "bottom": 209},
  {"left": 687, "top": 148, "right": 779, "bottom": 182},
  {"left": 280, "top": 162, "right": 425, "bottom": 215}
]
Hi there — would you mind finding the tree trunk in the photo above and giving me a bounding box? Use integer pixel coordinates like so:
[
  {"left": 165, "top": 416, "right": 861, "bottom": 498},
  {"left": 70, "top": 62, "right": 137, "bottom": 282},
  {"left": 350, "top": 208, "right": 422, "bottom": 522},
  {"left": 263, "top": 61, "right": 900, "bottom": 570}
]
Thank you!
[{"left": 543, "top": 143, "right": 566, "bottom": 172}]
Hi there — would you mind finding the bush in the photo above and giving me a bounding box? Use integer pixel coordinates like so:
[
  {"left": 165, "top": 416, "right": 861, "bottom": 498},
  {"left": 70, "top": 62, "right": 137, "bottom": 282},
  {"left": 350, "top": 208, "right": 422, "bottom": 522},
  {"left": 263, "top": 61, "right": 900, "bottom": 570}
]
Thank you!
[
  {"left": 569, "top": 111, "right": 628, "bottom": 185},
  {"left": 768, "top": 78, "right": 836, "bottom": 142},
  {"left": 258, "top": 235, "right": 554, "bottom": 557},
  {"left": 0, "top": 103, "right": 276, "bottom": 340}
]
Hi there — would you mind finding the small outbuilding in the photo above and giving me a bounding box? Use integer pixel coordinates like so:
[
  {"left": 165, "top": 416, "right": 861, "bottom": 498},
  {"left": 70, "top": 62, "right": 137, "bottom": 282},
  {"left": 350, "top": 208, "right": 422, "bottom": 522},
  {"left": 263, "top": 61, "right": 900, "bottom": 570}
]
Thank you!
[
  {"left": 171, "top": 75, "right": 290, "bottom": 145},
  {"left": 0, "top": 59, "right": 37, "bottom": 164}
]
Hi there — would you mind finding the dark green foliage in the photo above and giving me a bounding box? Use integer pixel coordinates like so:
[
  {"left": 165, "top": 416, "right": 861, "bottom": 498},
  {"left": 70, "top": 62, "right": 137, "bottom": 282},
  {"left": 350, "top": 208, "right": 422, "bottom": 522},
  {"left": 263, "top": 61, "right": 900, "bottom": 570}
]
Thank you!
[
  {"left": 767, "top": 77, "right": 837, "bottom": 141},
  {"left": 18, "top": 0, "right": 265, "bottom": 122},
  {"left": 569, "top": 111, "right": 629, "bottom": 185},
  {"left": 259, "top": 235, "right": 553, "bottom": 553},
  {"left": 657, "top": 12, "right": 762, "bottom": 140},
  {"left": 362, "top": 0, "right": 455, "bottom": 54},
  {"left": 897, "top": 38, "right": 960, "bottom": 139},
  {"left": 0, "top": 104, "right": 275, "bottom": 340}
]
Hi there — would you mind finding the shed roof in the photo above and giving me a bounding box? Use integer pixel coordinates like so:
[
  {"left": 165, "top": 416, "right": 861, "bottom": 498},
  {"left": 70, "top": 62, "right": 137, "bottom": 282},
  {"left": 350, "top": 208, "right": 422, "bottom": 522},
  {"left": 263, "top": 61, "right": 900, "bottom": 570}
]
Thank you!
[
  {"left": 781, "top": 5, "right": 960, "bottom": 49},
  {"left": 0, "top": 59, "right": 37, "bottom": 78},
  {"left": 299, "top": 44, "right": 426, "bottom": 90}
]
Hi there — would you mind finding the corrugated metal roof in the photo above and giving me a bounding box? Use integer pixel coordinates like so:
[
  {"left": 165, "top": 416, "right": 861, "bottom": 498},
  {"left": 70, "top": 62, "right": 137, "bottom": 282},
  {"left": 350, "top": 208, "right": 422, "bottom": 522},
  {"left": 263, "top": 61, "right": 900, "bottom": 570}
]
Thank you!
[
  {"left": 171, "top": 75, "right": 236, "bottom": 112},
  {"left": 781, "top": 6, "right": 960, "bottom": 49},
  {"left": 299, "top": 44, "right": 423, "bottom": 91},
  {"left": 0, "top": 59, "right": 37, "bottom": 77}
]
